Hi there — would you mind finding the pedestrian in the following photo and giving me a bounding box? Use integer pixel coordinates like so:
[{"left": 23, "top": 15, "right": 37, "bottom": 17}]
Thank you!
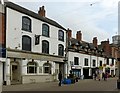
[
  {"left": 94, "top": 73, "right": 97, "bottom": 80},
  {"left": 104, "top": 72, "right": 107, "bottom": 81},
  {"left": 93, "top": 73, "right": 96, "bottom": 80},
  {"left": 97, "top": 74, "right": 100, "bottom": 81},
  {"left": 58, "top": 71, "right": 62, "bottom": 86},
  {"left": 102, "top": 72, "right": 105, "bottom": 80}
]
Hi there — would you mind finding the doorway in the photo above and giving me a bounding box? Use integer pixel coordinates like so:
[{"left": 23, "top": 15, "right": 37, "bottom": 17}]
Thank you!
[{"left": 10, "top": 62, "right": 20, "bottom": 84}]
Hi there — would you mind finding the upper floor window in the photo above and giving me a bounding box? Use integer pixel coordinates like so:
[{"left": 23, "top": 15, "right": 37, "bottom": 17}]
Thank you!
[
  {"left": 106, "top": 58, "right": 109, "bottom": 65},
  {"left": 58, "top": 30, "right": 64, "bottom": 41},
  {"left": 22, "top": 16, "right": 31, "bottom": 32},
  {"left": 112, "top": 58, "right": 114, "bottom": 65},
  {"left": 74, "top": 57, "right": 79, "bottom": 65},
  {"left": 27, "top": 62, "right": 37, "bottom": 74},
  {"left": 84, "top": 58, "right": 88, "bottom": 66},
  {"left": 58, "top": 44, "right": 64, "bottom": 56},
  {"left": 42, "top": 40, "right": 49, "bottom": 54},
  {"left": 42, "top": 24, "right": 49, "bottom": 37},
  {"left": 99, "top": 61, "right": 102, "bottom": 66},
  {"left": 93, "top": 60, "right": 96, "bottom": 66},
  {"left": 22, "top": 35, "right": 31, "bottom": 51}
]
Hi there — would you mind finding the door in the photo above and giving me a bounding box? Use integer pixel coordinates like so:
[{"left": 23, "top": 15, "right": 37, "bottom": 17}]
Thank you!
[
  {"left": 10, "top": 62, "right": 20, "bottom": 84},
  {"left": 12, "top": 65, "right": 18, "bottom": 81},
  {"left": 83, "top": 68, "right": 89, "bottom": 79}
]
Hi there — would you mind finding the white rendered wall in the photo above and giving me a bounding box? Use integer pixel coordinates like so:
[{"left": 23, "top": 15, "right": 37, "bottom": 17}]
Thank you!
[{"left": 6, "top": 7, "right": 66, "bottom": 56}]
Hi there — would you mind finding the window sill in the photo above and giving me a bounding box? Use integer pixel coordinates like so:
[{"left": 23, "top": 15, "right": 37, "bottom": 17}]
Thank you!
[
  {"left": 58, "top": 39, "right": 64, "bottom": 42},
  {"left": 42, "top": 35, "right": 50, "bottom": 38},
  {"left": 21, "top": 28, "right": 32, "bottom": 32}
]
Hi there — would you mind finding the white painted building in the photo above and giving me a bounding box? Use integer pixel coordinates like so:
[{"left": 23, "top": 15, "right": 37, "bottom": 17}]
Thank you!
[
  {"left": 67, "top": 51, "right": 116, "bottom": 79},
  {"left": 2, "top": 2, "right": 67, "bottom": 85},
  {"left": 66, "top": 30, "right": 116, "bottom": 79}
]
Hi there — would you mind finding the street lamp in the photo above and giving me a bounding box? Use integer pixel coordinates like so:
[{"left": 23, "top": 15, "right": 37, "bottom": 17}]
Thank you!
[
  {"left": 117, "top": 44, "right": 120, "bottom": 89},
  {"left": 117, "top": 57, "right": 120, "bottom": 89}
]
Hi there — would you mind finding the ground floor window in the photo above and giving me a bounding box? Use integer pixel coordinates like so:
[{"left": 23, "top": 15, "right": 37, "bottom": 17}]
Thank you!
[
  {"left": 43, "top": 62, "right": 51, "bottom": 74},
  {"left": 27, "top": 62, "right": 37, "bottom": 74}
]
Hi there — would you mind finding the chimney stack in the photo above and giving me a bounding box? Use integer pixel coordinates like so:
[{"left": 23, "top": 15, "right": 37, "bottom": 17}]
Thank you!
[
  {"left": 93, "top": 37, "right": 98, "bottom": 47},
  {"left": 67, "top": 28, "right": 72, "bottom": 40},
  {"left": 76, "top": 31, "right": 82, "bottom": 41},
  {"left": 38, "top": 6, "right": 46, "bottom": 17}
]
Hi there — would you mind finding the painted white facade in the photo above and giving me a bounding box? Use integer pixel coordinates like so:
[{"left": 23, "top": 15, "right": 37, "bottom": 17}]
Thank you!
[
  {"left": 67, "top": 51, "right": 116, "bottom": 79},
  {"left": 3, "top": 3, "right": 67, "bottom": 85}
]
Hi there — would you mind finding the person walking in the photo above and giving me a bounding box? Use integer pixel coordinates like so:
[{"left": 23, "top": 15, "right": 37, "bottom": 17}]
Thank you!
[
  {"left": 58, "top": 71, "right": 62, "bottom": 86},
  {"left": 104, "top": 72, "right": 107, "bottom": 81}
]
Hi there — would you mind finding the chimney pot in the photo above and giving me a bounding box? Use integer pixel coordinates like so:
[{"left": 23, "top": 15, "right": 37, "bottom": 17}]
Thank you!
[
  {"left": 76, "top": 31, "right": 82, "bottom": 41},
  {"left": 38, "top": 6, "right": 46, "bottom": 17},
  {"left": 67, "top": 28, "right": 72, "bottom": 40},
  {"left": 93, "top": 37, "right": 98, "bottom": 47}
]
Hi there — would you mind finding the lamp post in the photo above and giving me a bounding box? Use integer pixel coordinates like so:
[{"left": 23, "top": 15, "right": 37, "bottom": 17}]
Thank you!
[
  {"left": 116, "top": 37, "right": 120, "bottom": 89},
  {"left": 63, "top": 53, "right": 68, "bottom": 78},
  {"left": 117, "top": 47, "right": 120, "bottom": 89}
]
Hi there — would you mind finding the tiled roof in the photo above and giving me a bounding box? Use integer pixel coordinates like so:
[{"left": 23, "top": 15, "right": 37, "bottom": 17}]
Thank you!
[{"left": 5, "top": 2, "right": 66, "bottom": 31}]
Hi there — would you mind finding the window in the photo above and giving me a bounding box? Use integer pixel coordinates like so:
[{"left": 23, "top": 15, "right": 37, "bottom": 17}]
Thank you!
[
  {"left": 22, "top": 16, "right": 31, "bottom": 32},
  {"left": 58, "top": 30, "right": 64, "bottom": 41},
  {"left": 84, "top": 58, "right": 88, "bottom": 66},
  {"left": 93, "top": 60, "right": 96, "bottom": 66},
  {"left": 58, "top": 44, "right": 64, "bottom": 56},
  {"left": 74, "top": 57, "right": 79, "bottom": 65},
  {"left": 112, "top": 58, "right": 114, "bottom": 65},
  {"left": 22, "top": 35, "right": 31, "bottom": 51},
  {"left": 99, "top": 61, "right": 102, "bottom": 66},
  {"left": 106, "top": 58, "right": 109, "bottom": 65},
  {"left": 42, "top": 24, "right": 49, "bottom": 37},
  {"left": 27, "top": 62, "right": 37, "bottom": 74},
  {"left": 43, "top": 63, "right": 51, "bottom": 74},
  {"left": 42, "top": 40, "right": 49, "bottom": 54}
]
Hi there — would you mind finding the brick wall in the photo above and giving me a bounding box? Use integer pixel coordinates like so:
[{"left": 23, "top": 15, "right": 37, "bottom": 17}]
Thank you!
[{"left": 0, "top": 12, "right": 5, "bottom": 47}]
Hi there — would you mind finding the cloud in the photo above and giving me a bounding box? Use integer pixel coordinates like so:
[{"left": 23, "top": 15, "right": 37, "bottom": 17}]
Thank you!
[{"left": 9, "top": 0, "right": 118, "bottom": 44}]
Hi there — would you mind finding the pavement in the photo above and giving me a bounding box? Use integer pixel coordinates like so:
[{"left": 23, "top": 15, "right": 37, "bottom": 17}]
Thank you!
[{"left": 2, "top": 77, "right": 120, "bottom": 91}]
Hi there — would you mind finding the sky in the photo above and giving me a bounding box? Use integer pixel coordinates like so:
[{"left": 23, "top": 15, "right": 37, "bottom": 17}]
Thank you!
[{"left": 7, "top": 0, "right": 119, "bottom": 44}]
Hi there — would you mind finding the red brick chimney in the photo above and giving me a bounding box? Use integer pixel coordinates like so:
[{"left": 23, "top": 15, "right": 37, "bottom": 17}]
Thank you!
[
  {"left": 93, "top": 37, "right": 98, "bottom": 47},
  {"left": 67, "top": 28, "right": 72, "bottom": 40},
  {"left": 101, "top": 39, "right": 111, "bottom": 56},
  {"left": 76, "top": 31, "right": 82, "bottom": 41},
  {"left": 38, "top": 6, "right": 46, "bottom": 17}
]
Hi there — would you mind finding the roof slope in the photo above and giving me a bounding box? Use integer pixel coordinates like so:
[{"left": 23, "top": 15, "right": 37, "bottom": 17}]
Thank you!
[{"left": 5, "top": 2, "right": 66, "bottom": 31}]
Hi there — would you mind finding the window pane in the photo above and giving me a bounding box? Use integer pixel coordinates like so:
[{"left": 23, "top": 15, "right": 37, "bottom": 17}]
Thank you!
[
  {"left": 22, "top": 36, "right": 31, "bottom": 51},
  {"left": 42, "top": 40, "right": 49, "bottom": 54},
  {"left": 93, "top": 60, "right": 96, "bottom": 66},
  {"left": 44, "top": 67, "right": 49, "bottom": 73},
  {"left": 27, "top": 62, "right": 37, "bottom": 74},
  {"left": 100, "top": 61, "right": 102, "bottom": 66},
  {"left": 58, "top": 30, "right": 64, "bottom": 41},
  {"left": 106, "top": 58, "right": 109, "bottom": 65},
  {"left": 22, "top": 16, "right": 31, "bottom": 32},
  {"left": 42, "top": 24, "right": 49, "bottom": 37},
  {"left": 74, "top": 57, "right": 79, "bottom": 65},
  {"left": 85, "top": 58, "right": 88, "bottom": 66},
  {"left": 58, "top": 44, "right": 64, "bottom": 56},
  {"left": 28, "top": 67, "right": 34, "bottom": 73}
]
